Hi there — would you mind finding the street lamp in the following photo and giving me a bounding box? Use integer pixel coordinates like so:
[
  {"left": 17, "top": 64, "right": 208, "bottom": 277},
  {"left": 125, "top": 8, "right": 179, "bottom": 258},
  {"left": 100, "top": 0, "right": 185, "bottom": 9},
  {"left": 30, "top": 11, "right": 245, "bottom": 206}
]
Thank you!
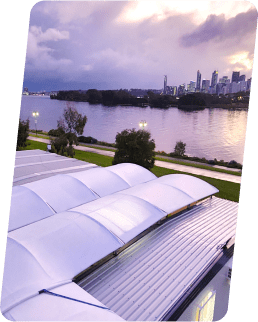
[
  {"left": 139, "top": 120, "right": 147, "bottom": 130},
  {"left": 32, "top": 111, "right": 39, "bottom": 135}
]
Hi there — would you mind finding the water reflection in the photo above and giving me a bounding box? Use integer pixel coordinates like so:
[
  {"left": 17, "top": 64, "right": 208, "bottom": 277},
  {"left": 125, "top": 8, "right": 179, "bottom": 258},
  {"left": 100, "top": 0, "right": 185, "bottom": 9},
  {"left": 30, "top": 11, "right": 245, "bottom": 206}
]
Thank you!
[{"left": 20, "top": 96, "right": 248, "bottom": 163}]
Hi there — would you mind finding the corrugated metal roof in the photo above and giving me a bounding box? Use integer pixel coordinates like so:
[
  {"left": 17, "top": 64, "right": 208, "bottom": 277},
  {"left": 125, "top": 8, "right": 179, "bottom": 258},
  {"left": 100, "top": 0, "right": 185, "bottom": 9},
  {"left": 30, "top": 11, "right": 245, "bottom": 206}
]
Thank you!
[
  {"left": 13, "top": 150, "right": 98, "bottom": 185},
  {"left": 78, "top": 197, "right": 238, "bottom": 321}
]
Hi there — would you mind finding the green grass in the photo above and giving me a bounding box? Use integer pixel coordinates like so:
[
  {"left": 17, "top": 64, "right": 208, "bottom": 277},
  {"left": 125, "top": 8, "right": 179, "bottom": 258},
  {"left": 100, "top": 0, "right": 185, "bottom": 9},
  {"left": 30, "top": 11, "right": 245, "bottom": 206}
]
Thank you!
[
  {"left": 29, "top": 134, "right": 51, "bottom": 140},
  {"left": 155, "top": 156, "right": 241, "bottom": 176},
  {"left": 19, "top": 140, "right": 48, "bottom": 150},
  {"left": 74, "top": 150, "right": 113, "bottom": 167},
  {"left": 22, "top": 140, "right": 240, "bottom": 202}
]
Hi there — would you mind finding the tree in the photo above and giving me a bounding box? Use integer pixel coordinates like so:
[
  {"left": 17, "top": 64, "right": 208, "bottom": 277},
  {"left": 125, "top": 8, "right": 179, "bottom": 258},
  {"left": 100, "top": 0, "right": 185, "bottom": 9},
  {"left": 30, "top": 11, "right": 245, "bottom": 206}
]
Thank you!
[
  {"left": 16, "top": 118, "right": 29, "bottom": 150},
  {"left": 112, "top": 128, "right": 155, "bottom": 170},
  {"left": 174, "top": 141, "right": 186, "bottom": 157},
  {"left": 51, "top": 102, "right": 87, "bottom": 157}
]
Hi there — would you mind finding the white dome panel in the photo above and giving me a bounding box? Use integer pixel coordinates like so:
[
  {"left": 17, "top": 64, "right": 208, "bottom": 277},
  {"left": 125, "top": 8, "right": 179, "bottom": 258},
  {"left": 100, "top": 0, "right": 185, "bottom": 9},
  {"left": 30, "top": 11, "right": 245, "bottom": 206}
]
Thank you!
[
  {"left": 72, "top": 194, "right": 166, "bottom": 243},
  {"left": 23, "top": 174, "right": 98, "bottom": 213},
  {"left": 106, "top": 163, "right": 156, "bottom": 186},
  {"left": 8, "top": 186, "right": 55, "bottom": 232},
  {"left": 67, "top": 168, "right": 130, "bottom": 197},
  {"left": 155, "top": 174, "right": 219, "bottom": 199}
]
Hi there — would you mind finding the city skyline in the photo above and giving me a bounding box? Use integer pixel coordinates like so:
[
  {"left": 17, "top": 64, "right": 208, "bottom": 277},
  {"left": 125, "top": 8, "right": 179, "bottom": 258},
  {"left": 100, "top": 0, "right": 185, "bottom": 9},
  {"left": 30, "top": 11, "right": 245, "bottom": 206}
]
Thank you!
[{"left": 23, "top": 1, "right": 256, "bottom": 92}]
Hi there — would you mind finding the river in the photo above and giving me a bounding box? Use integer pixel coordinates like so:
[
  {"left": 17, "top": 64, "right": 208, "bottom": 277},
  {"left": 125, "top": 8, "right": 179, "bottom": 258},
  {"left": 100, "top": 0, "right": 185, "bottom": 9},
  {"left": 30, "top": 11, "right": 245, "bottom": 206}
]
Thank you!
[{"left": 19, "top": 95, "right": 248, "bottom": 164}]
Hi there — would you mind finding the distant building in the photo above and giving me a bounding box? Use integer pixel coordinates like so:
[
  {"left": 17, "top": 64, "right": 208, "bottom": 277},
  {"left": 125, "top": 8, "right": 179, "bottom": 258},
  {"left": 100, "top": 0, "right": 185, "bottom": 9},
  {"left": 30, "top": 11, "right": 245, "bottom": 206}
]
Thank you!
[
  {"left": 188, "top": 81, "right": 196, "bottom": 93},
  {"left": 239, "top": 81, "right": 247, "bottom": 92},
  {"left": 219, "top": 76, "right": 230, "bottom": 84},
  {"left": 247, "top": 77, "right": 252, "bottom": 90},
  {"left": 164, "top": 75, "right": 167, "bottom": 94},
  {"left": 232, "top": 71, "right": 240, "bottom": 83},
  {"left": 211, "top": 70, "right": 218, "bottom": 88},
  {"left": 202, "top": 79, "right": 210, "bottom": 93},
  {"left": 239, "top": 74, "right": 246, "bottom": 82},
  {"left": 222, "top": 83, "right": 230, "bottom": 95},
  {"left": 216, "top": 83, "right": 224, "bottom": 95},
  {"left": 166, "top": 86, "right": 177, "bottom": 96},
  {"left": 230, "top": 82, "right": 240, "bottom": 93},
  {"left": 178, "top": 84, "right": 186, "bottom": 96},
  {"left": 196, "top": 70, "right": 201, "bottom": 92}
]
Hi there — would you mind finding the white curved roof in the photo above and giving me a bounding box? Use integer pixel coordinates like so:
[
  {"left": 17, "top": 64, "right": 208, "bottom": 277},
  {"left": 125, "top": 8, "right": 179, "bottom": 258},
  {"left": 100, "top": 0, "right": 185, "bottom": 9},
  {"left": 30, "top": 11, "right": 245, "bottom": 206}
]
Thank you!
[
  {"left": 4, "top": 282, "right": 124, "bottom": 321},
  {"left": 71, "top": 194, "right": 166, "bottom": 244},
  {"left": 8, "top": 186, "right": 55, "bottom": 232},
  {"left": 118, "top": 174, "right": 219, "bottom": 214},
  {"left": 118, "top": 182, "right": 195, "bottom": 214},
  {"left": 2, "top": 212, "right": 123, "bottom": 312},
  {"left": 67, "top": 168, "right": 130, "bottom": 197},
  {"left": 106, "top": 163, "right": 156, "bottom": 186},
  {"left": 155, "top": 174, "right": 219, "bottom": 200},
  {"left": 23, "top": 174, "right": 98, "bottom": 213}
]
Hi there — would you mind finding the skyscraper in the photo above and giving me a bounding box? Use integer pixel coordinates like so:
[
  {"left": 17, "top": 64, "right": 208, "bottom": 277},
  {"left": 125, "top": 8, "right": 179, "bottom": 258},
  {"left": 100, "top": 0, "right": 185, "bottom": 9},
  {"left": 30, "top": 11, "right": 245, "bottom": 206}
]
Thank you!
[
  {"left": 196, "top": 70, "right": 201, "bottom": 92},
  {"left": 164, "top": 75, "right": 167, "bottom": 94},
  {"left": 178, "top": 84, "right": 185, "bottom": 96},
  {"left": 232, "top": 71, "right": 240, "bottom": 83},
  {"left": 211, "top": 70, "right": 218, "bottom": 87},
  {"left": 239, "top": 74, "right": 246, "bottom": 82},
  {"left": 202, "top": 79, "right": 210, "bottom": 93}
]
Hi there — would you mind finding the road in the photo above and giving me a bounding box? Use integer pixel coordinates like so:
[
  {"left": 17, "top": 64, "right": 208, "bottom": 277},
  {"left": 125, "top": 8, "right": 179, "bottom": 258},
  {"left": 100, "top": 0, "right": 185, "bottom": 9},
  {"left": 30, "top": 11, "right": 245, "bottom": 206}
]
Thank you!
[{"left": 28, "top": 136, "right": 241, "bottom": 184}]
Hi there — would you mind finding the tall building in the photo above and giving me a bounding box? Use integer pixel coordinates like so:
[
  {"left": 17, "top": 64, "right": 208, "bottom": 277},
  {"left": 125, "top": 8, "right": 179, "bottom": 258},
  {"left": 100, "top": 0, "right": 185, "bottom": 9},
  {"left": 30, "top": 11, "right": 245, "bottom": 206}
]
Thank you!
[
  {"left": 219, "top": 76, "right": 229, "bottom": 84},
  {"left": 196, "top": 70, "right": 201, "bottom": 92},
  {"left": 232, "top": 71, "right": 240, "bottom": 83},
  {"left": 188, "top": 81, "right": 196, "bottom": 93},
  {"left": 178, "top": 84, "right": 186, "bottom": 96},
  {"left": 247, "top": 77, "right": 252, "bottom": 90},
  {"left": 202, "top": 79, "right": 210, "bottom": 93},
  {"left": 211, "top": 70, "right": 218, "bottom": 88},
  {"left": 166, "top": 86, "right": 177, "bottom": 96},
  {"left": 239, "top": 74, "right": 246, "bottom": 82},
  {"left": 164, "top": 75, "right": 167, "bottom": 94}
]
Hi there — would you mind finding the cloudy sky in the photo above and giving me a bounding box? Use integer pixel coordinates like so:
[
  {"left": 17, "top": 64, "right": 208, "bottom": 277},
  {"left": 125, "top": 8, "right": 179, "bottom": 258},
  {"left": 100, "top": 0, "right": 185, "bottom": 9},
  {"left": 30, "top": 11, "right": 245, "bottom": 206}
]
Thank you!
[{"left": 23, "top": 1, "right": 257, "bottom": 92}]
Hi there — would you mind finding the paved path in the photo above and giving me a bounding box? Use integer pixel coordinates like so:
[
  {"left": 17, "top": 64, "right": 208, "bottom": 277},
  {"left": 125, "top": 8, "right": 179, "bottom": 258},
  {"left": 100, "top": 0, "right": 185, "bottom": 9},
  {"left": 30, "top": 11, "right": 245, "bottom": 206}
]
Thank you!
[{"left": 29, "top": 136, "right": 241, "bottom": 183}]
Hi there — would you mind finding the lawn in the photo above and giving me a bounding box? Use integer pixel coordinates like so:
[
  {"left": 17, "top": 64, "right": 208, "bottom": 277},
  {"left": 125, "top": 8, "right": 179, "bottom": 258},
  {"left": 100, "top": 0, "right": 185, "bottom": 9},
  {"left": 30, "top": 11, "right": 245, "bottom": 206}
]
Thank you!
[
  {"left": 155, "top": 156, "right": 241, "bottom": 176},
  {"left": 21, "top": 140, "right": 241, "bottom": 202}
]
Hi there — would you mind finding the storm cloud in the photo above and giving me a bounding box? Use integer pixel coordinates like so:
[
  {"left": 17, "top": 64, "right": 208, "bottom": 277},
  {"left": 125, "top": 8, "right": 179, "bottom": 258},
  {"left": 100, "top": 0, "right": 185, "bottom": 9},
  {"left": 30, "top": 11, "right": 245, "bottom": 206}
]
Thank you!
[
  {"left": 23, "top": 1, "right": 257, "bottom": 92},
  {"left": 180, "top": 8, "right": 257, "bottom": 47}
]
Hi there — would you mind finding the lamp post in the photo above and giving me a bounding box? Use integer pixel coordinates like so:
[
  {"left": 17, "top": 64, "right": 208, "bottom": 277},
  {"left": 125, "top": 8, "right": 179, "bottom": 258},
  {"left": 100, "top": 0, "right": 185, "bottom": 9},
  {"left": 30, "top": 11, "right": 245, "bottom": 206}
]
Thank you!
[
  {"left": 32, "top": 111, "right": 39, "bottom": 135},
  {"left": 139, "top": 120, "right": 147, "bottom": 130}
]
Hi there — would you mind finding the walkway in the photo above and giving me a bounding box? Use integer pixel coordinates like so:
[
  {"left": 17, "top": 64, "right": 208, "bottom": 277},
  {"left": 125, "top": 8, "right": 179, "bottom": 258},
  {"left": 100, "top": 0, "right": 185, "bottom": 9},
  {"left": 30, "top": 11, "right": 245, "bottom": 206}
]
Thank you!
[{"left": 28, "top": 136, "right": 241, "bottom": 184}]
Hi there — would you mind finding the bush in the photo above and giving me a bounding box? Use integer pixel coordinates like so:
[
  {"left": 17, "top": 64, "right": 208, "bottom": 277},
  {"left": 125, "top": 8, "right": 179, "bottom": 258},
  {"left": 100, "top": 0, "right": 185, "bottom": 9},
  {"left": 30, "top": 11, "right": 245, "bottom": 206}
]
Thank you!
[
  {"left": 112, "top": 128, "right": 155, "bottom": 170},
  {"left": 78, "top": 136, "right": 97, "bottom": 144},
  {"left": 50, "top": 135, "right": 74, "bottom": 157},
  {"left": 174, "top": 141, "right": 186, "bottom": 156},
  {"left": 17, "top": 119, "right": 29, "bottom": 150},
  {"left": 48, "top": 128, "right": 65, "bottom": 137}
]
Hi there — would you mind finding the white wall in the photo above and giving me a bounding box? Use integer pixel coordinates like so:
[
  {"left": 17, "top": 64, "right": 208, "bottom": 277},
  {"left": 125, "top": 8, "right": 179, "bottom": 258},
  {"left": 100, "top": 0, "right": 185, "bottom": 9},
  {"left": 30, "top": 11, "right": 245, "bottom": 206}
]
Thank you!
[{"left": 178, "top": 257, "right": 232, "bottom": 321}]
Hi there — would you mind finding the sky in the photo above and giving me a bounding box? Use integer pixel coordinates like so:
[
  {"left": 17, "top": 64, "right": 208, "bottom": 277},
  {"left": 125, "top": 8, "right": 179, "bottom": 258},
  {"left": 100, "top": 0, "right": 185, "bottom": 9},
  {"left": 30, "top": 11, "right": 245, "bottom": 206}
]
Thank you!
[{"left": 23, "top": 1, "right": 257, "bottom": 92}]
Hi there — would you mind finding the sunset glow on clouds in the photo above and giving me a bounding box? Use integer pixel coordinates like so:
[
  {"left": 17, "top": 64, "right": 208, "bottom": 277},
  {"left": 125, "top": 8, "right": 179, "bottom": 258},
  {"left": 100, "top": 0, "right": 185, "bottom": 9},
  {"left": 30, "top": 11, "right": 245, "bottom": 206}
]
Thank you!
[{"left": 24, "top": 1, "right": 257, "bottom": 91}]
